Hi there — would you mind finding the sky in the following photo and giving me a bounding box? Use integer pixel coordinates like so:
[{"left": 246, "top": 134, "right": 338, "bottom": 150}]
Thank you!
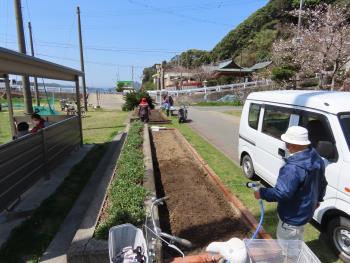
[{"left": 0, "top": 0, "right": 268, "bottom": 88}]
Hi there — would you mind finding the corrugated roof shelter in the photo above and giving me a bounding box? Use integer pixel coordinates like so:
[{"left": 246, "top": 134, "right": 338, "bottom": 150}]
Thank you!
[
  {"left": 0, "top": 47, "right": 84, "bottom": 144},
  {"left": 0, "top": 47, "right": 85, "bottom": 213},
  {"left": 0, "top": 47, "right": 83, "bottom": 81}
]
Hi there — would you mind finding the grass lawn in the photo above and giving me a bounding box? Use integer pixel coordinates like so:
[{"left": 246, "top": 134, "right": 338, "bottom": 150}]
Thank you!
[
  {"left": 167, "top": 119, "right": 340, "bottom": 263},
  {"left": 0, "top": 107, "right": 128, "bottom": 145},
  {"left": 0, "top": 111, "right": 11, "bottom": 144},
  {"left": 224, "top": 110, "right": 242, "bottom": 118},
  {"left": 82, "top": 108, "right": 128, "bottom": 144},
  {"left": 0, "top": 108, "right": 128, "bottom": 263}
]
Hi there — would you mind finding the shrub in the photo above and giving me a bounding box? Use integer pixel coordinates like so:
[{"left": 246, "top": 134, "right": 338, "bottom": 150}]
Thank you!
[
  {"left": 271, "top": 66, "right": 296, "bottom": 84},
  {"left": 95, "top": 121, "right": 147, "bottom": 239},
  {"left": 142, "top": 81, "right": 156, "bottom": 91},
  {"left": 122, "top": 91, "right": 154, "bottom": 111}
]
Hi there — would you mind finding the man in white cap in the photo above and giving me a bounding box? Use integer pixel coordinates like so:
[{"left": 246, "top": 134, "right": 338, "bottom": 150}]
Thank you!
[{"left": 254, "top": 126, "right": 327, "bottom": 241}]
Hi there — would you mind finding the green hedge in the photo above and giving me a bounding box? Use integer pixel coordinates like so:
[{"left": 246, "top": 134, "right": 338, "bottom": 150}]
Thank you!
[
  {"left": 95, "top": 121, "right": 147, "bottom": 239},
  {"left": 122, "top": 91, "right": 154, "bottom": 111}
]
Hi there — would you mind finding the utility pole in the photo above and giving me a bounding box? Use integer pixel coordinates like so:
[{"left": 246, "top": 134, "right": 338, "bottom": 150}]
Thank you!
[
  {"left": 116, "top": 65, "right": 120, "bottom": 82},
  {"left": 297, "top": 0, "right": 304, "bottom": 39},
  {"left": 4, "top": 74, "right": 16, "bottom": 139},
  {"left": 28, "top": 22, "right": 40, "bottom": 107},
  {"left": 295, "top": 0, "right": 304, "bottom": 89},
  {"left": 160, "top": 63, "right": 164, "bottom": 90},
  {"left": 14, "top": 0, "right": 33, "bottom": 114},
  {"left": 155, "top": 64, "right": 161, "bottom": 104},
  {"left": 77, "top": 6, "right": 88, "bottom": 111},
  {"left": 131, "top": 66, "right": 134, "bottom": 89}
]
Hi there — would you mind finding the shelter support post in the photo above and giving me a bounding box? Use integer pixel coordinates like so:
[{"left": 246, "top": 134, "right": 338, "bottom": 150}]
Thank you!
[
  {"left": 77, "top": 6, "right": 88, "bottom": 112},
  {"left": 41, "top": 129, "right": 50, "bottom": 180},
  {"left": 75, "top": 75, "right": 83, "bottom": 146},
  {"left": 4, "top": 74, "right": 16, "bottom": 139}
]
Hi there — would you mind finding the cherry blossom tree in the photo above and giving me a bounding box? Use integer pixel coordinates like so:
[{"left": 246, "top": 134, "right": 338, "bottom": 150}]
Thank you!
[{"left": 272, "top": 4, "right": 350, "bottom": 89}]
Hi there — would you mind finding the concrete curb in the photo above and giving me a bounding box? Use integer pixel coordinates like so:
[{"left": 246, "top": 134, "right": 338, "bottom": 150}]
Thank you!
[
  {"left": 63, "top": 122, "right": 159, "bottom": 263},
  {"left": 173, "top": 128, "right": 271, "bottom": 240},
  {"left": 166, "top": 129, "right": 272, "bottom": 263},
  {"left": 40, "top": 128, "right": 128, "bottom": 263},
  {"left": 65, "top": 127, "right": 129, "bottom": 263},
  {"left": 143, "top": 124, "right": 162, "bottom": 262}
]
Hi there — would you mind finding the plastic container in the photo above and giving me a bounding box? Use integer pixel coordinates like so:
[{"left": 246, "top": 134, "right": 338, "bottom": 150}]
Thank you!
[
  {"left": 244, "top": 239, "right": 321, "bottom": 263},
  {"left": 108, "top": 224, "right": 148, "bottom": 263}
]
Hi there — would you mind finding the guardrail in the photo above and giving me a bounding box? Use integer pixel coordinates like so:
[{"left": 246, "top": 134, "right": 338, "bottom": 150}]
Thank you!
[
  {"left": 0, "top": 116, "right": 81, "bottom": 212},
  {"left": 147, "top": 79, "right": 272, "bottom": 96}
]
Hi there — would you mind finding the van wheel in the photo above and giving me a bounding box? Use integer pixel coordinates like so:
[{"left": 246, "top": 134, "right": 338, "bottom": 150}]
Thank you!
[
  {"left": 241, "top": 155, "right": 256, "bottom": 180},
  {"left": 327, "top": 217, "right": 350, "bottom": 262}
]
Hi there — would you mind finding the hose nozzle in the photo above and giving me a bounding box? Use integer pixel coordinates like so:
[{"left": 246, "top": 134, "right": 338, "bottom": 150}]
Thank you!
[{"left": 246, "top": 182, "right": 261, "bottom": 191}]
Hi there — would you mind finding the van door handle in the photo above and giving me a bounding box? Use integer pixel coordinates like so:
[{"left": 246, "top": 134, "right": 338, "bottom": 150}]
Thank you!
[{"left": 278, "top": 148, "right": 286, "bottom": 158}]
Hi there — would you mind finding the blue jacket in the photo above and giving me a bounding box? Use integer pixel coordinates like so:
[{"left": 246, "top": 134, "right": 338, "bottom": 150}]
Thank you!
[{"left": 260, "top": 148, "right": 327, "bottom": 226}]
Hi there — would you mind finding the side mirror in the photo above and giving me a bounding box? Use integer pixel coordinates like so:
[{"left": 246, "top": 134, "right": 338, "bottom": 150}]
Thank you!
[{"left": 316, "top": 141, "right": 336, "bottom": 160}]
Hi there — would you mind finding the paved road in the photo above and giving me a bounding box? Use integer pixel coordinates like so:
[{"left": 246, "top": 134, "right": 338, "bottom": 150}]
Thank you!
[
  {"left": 88, "top": 93, "right": 124, "bottom": 110},
  {"left": 188, "top": 106, "right": 241, "bottom": 163}
]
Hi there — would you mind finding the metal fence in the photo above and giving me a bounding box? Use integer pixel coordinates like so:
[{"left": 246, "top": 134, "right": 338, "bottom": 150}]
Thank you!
[
  {"left": 0, "top": 116, "right": 81, "bottom": 212},
  {"left": 147, "top": 79, "right": 272, "bottom": 96},
  {"left": 148, "top": 80, "right": 272, "bottom": 104}
]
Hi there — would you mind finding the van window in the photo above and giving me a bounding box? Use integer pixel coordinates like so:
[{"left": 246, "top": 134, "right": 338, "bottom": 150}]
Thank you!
[
  {"left": 299, "top": 111, "right": 335, "bottom": 148},
  {"left": 248, "top": 103, "right": 261, "bottom": 130},
  {"left": 339, "top": 113, "right": 350, "bottom": 151},
  {"left": 262, "top": 106, "right": 291, "bottom": 139}
]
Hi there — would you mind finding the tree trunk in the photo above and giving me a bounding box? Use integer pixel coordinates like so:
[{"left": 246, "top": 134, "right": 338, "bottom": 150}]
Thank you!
[
  {"left": 318, "top": 74, "right": 323, "bottom": 90},
  {"left": 331, "top": 76, "right": 335, "bottom": 91},
  {"left": 331, "top": 63, "right": 338, "bottom": 91}
]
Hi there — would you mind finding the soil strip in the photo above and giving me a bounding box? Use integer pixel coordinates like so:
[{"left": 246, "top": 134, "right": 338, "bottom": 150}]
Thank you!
[
  {"left": 133, "top": 109, "right": 171, "bottom": 124},
  {"left": 151, "top": 129, "right": 250, "bottom": 257}
]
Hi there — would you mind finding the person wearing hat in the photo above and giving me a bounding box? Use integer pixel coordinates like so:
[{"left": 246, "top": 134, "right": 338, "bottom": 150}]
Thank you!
[
  {"left": 138, "top": 97, "right": 151, "bottom": 123},
  {"left": 254, "top": 126, "right": 327, "bottom": 241}
]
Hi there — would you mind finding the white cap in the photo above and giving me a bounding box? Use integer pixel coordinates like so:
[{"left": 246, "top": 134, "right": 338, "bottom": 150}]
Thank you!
[{"left": 281, "top": 126, "right": 311, "bottom": 146}]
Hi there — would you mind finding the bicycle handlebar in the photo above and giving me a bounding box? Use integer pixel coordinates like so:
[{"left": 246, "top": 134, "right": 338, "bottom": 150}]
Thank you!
[
  {"left": 152, "top": 196, "right": 169, "bottom": 205},
  {"left": 151, "top": 197, "right": 192, "bottom": 248},
  {"left": 160, "top": 232, "right": 193, "bottom": 248}
]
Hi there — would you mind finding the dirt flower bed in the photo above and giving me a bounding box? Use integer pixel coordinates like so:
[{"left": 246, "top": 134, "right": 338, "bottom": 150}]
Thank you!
[
  {"left": 151, "top": 129, "right": 250, "bottom": 256},
  {"left": 133, "top": 109, "right": 170, "bottom": 124},
  {"left": 95, "top": 121, "right": 147, "bottom": 239}
]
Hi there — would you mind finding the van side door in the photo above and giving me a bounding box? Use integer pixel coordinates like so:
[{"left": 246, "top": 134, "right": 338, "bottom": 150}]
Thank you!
[
  {"left": 254, "top": 105, "right": 293, "bottom": 185},
  {"left": 298, "top": 111, "right": 340, "bottom": 222}
]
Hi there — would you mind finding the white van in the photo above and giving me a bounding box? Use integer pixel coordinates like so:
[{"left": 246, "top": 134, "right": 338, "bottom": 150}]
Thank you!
[{"left": 239, "top": 90, "right": 350, "bottom": 261}]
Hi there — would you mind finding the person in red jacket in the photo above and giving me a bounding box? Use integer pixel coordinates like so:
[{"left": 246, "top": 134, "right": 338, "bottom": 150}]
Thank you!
[
  {"left": 31, "top": 113, "right": 45, "bottom": 133},
  {"left": 138, "top": 97, "right": 151, "bottom": 123}
]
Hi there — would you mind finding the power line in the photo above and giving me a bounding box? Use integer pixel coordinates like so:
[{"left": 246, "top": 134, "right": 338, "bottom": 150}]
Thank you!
[
  {"left": 85, "top": 0, "right": 265, "bottom": 18},
  {"left": 3, "top": 39, "right": 185, "bottom": 54},
  {"left": 128, "top": 0, "right": 230, "bottom": 27},
  {"left": 62, "top": 16, "right": 75, "bottom": 59},
  {"left": 36, "top": 53, "right": 148, "bottom": 68}
]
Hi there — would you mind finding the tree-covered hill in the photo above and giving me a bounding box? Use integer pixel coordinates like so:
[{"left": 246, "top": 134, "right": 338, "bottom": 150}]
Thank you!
[
  {"left": 211, "top": 0, "right": 345, "bottom": 64},
  {"left": 142, "top": 0, "right": 348, "bottom": 88}
]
